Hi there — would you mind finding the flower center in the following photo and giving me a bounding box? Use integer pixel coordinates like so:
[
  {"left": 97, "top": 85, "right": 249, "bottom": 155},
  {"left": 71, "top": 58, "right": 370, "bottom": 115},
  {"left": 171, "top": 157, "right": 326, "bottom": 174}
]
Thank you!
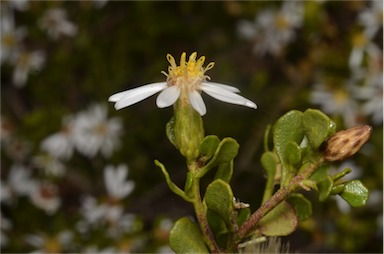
[{"left": 163, "top": 52, "right": 215, "bottom": 91}]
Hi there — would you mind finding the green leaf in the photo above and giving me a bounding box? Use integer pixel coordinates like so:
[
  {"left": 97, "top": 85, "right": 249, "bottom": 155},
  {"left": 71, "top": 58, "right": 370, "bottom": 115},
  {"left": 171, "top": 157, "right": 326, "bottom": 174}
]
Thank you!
[
  {"left": 206, "top": 210, "right": 229, "bottom": 249},
  {"left": 302, "top": 109, "right": 331, "bottom": 149},
  {"left": 214, "top": 161, "right": 233, "bottom": 183},
  {"left": 257, "top": 201, "right": 298, "bottom": 236},
  {"left": 339, "top": 180, "right": 369, "bottom": 207},
  {"left": 260, "top": 151, "right": 279, "bottom": 203},
  {"left": 273, "top": 110, "right": 305, "bottom": 186},
  {"left": 237, "top": 207, "right": 251, "bottom": 227},
  {"left": 309, "top": 164, "right": 329, "bottom": 182},
  {"left": 154, "top": 160, "right": 192, "bottom": 202},
  {"left": 204, "top": 179, "right": 234, "bottom": 222},
  {"left": 286, "top": 141, "right": 302, "bottom": 166},
  {"left": 287, "top": 194, "right": 312, "bottom": 221},
  {"left": 317, "top": 176, "right": 333, "bottom": 201},
  {"left": 166, "top": 117, "right": 177, "bottom": 147},
  {"left": 198, "top": 138, "right": 239, "bottom": 178},
  {"left": 199, "top": 135, "right": 220, "bottom": 161},
  {"left": 169, "top": 217, "right": 209, "bottom": 254},
  {"left": 261, "top": 151, "right": 278, "bottom": 180}
]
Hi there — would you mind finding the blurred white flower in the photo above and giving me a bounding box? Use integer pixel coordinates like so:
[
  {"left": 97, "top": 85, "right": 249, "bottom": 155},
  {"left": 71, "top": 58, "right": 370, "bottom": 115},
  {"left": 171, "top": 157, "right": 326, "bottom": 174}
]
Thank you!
[
  {"left": 237, "top": 1, "right": 303, "bottom": 56},
  {"left": 109, "top": 52, "right": 256, "bottom": 116},
  {"left": 1, "top": 164, "right": 37, "bottom": 203},
  {"left": 11, "top": 49, "right": 45, "bottom": 87},
  {"left": 104, "top": 164, "right": 134, "bottom": 200},
  {"left": 41, "top": 116, "right": 77, "bottom": 161},
  {"left": 39, "top": 8, "right": 78, "bottom": 39},
  {"left": 74, "top": 104, "right": 123, "bottom": 158},
  {"left": 0, "top": 212, "right": 12, "bottom": 247},
  {"left": 25, "top": 230, "right": 73, "bottom": 253},
  {"left": 33, "top": 153, "right": 66, "bottom": 177},
  {"left": 310, "top": 81, "right": 359, "bottom": 127},
  {"left": 358, "top": 0, "right": 383, "bottom": 37},
  {"left": 0, "top": 7, "right": 26, "bottom": 63},
  {"left": 6, "top": 0, "right": 30, "bottom": 11},
  {"left": 78, "top": 196, "right": 108, "bottom": 229},
  {"left": 30, "top": 181, "right": 61, "bottom": 215},
  {"left": 348, "top": 29, "right": 381, "bottom": 69},
  {"left": 352, "top": 69, "right": 383, "bottom": 125}
]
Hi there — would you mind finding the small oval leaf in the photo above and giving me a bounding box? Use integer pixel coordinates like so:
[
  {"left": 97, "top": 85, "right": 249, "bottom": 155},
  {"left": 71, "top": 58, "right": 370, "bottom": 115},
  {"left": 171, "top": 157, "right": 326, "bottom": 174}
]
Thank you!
[
  {"left": 317, "top": 176, "right": 334, "bottom": 201},
  {"left": 169, "top": 217, "right": 209, "bottom": 254},
  {"left": 257, "top": 201, "right": 298, "bottom": 236},
  {"left": 199, "top": 135, "right": 220, "bottom": 161},
  {"left": 302, "top": 109, "right": 331, "bottom": 149},
  {"left": 204, "top": 179, "right": 234, "bottom": 222},
  {"left": 339, "top": 180, "right": 369, "bottom": 207},
  {"left": 287, "top": 193, "right": 312, "bottom": 221}
]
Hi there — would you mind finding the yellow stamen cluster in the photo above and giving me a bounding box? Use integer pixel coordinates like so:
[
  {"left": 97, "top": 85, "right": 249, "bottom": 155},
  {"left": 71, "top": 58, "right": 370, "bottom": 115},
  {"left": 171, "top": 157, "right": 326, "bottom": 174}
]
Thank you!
[{"left": 163, "top": 52, "right": 215, "bottom": 89}]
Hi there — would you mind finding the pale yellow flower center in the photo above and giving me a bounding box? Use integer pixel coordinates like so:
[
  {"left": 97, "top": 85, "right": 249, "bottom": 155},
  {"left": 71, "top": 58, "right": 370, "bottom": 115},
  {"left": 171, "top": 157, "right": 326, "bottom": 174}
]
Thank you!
[
  {"left": 352, "top": 32, "right": 368, "bottom": 47},
  {"left": 275, "top": 14, "right": 289, "bottom": 30},
  {"left": 334, "top": 89, "right": 349, "bottom": 105},
  {"left": 163, "top": 52, "right": 215, "bottom": 91}
]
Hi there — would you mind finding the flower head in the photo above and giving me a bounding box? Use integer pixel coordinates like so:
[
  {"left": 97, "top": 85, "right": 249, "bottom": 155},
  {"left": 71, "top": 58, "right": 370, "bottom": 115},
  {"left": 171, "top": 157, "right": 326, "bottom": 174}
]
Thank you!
[{"left": 109, "top": 52, "right": 256, "bottom": 116}]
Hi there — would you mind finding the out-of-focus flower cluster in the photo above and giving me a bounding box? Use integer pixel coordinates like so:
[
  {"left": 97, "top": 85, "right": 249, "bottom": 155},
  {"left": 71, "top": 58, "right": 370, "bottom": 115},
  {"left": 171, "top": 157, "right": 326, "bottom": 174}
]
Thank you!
[{"left": 1, "top": 0, "right": 382, "bottom": 253}]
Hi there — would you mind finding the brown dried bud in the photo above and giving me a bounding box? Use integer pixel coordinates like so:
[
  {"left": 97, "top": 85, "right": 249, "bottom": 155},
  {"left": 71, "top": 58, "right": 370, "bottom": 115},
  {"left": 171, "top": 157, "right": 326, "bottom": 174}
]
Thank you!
[{"left": 323, "top": 125, "right": 372, "bottom": 161}]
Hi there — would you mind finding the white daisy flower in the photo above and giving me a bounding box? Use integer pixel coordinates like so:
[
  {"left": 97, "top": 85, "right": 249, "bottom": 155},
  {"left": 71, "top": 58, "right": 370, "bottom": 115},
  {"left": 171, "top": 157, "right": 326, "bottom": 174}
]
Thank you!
[
  {"left": 33, "top": 153, "right": 66, "bottom": 177},
  {"left": 109, "top": 52, "right": 257, "bottom": 116},
  {"left": 1, "top": 164, "right": 37, "bottom": 202},
  {"left": 358, "top": 0, "right": 383, "bottom": 37},
  {"left": 310, "top": 80, "right": 359, "bottom": 127},
  {"left": 104, "top": 164, "right": 134, "bottom": 200},
  {"left": 11, "top": 49, "right": 45, "bottom": 87},
  {"left": 0, "top": 7, "right": 26, "bottom": 63},
  {"left": 38, "top": 8, "right": 77, "bottom": 40},
  {"left": 74, "top": 104, "right": 123, "bottom": 158},
  {"left": 30, "top": 181, "right": 61, "bottom": 215},
  {"left": 41, "top": 116, "right": 77, "bottom": 161},
  {"left": 352, "top": 70, "right": 383, "bottom": 125},
  {"left": 237, "top": 1, "right": 303, "bottom": 56},
  {"left": 25, "top": 230, "right": 73, "bottom": 253},
  {"left": 348, "top": 29, "right": 381, "bottom": 69}
]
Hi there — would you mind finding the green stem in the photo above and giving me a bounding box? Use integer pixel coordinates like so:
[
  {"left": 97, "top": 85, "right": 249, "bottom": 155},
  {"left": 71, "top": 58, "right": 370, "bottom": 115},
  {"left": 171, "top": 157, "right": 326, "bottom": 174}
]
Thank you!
[
  {"left": 189, "top": 163, "right": 222, "bottom": 253},
  {"left": 237, "top": 160, "right": 323, "bottom": 240}
]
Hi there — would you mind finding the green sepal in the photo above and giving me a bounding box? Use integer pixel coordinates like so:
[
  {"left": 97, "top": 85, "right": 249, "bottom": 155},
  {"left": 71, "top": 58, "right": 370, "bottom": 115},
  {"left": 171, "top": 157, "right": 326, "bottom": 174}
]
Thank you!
[
  {"left": 214, "top": 161, "right": 233, "bottom": 183},
  {"left": 169, "top": 217, "right": 209, "bottom": 254},
  {"left": 256, "top": 201, "right": 298, "bottom": 236},
  {"left": 154, "top": 160, "right": 192, "bottom": 202},
  {"left": 302, "top": 109, "right": 331, "bottom": 149},
  {"left": 199, "top": 135, "right": 220, "bottom": 162},
  {"left": 166, "top": 117, "right": 177, "bottom": 148},
  {"left": 204, "top": 179, "right": 234, "bottom": 223},
  {"left": 287, "top": 193, "right": 312, "bottom": 221},
  {"left": 198, "top": 138, "right": 239, "bottom": 178},
  {"left": 339, "top": 180, "right": 369, "bottom": 207}
]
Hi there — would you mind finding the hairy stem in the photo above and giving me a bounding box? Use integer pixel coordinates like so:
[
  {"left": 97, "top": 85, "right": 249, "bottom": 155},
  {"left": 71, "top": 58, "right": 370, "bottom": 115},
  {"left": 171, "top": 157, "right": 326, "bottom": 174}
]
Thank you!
[
  {"left": 190, "top": 177, "right": 222, "bottom": 253},
  {"left": 237, "top": 160, "right": 322, "bottom": 240}
]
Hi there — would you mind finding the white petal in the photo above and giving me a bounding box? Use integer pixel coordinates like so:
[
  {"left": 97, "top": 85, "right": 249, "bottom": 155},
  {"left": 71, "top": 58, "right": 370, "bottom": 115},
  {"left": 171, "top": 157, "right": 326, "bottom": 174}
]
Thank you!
[
  {"left": 108, "top": 82, "right": 167, "bottom": 110},
  {"left": 202, "top": 82, "right": 240, "bottom": 93},
  {"left": 156, "top": 86, "right": 181, "bottom": 108},
  {"left": 189, "top": 91, "right": 207, "bottom": 116},
  {"left": 201, "top": 83, "right": 257, "bottom": 109}
]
